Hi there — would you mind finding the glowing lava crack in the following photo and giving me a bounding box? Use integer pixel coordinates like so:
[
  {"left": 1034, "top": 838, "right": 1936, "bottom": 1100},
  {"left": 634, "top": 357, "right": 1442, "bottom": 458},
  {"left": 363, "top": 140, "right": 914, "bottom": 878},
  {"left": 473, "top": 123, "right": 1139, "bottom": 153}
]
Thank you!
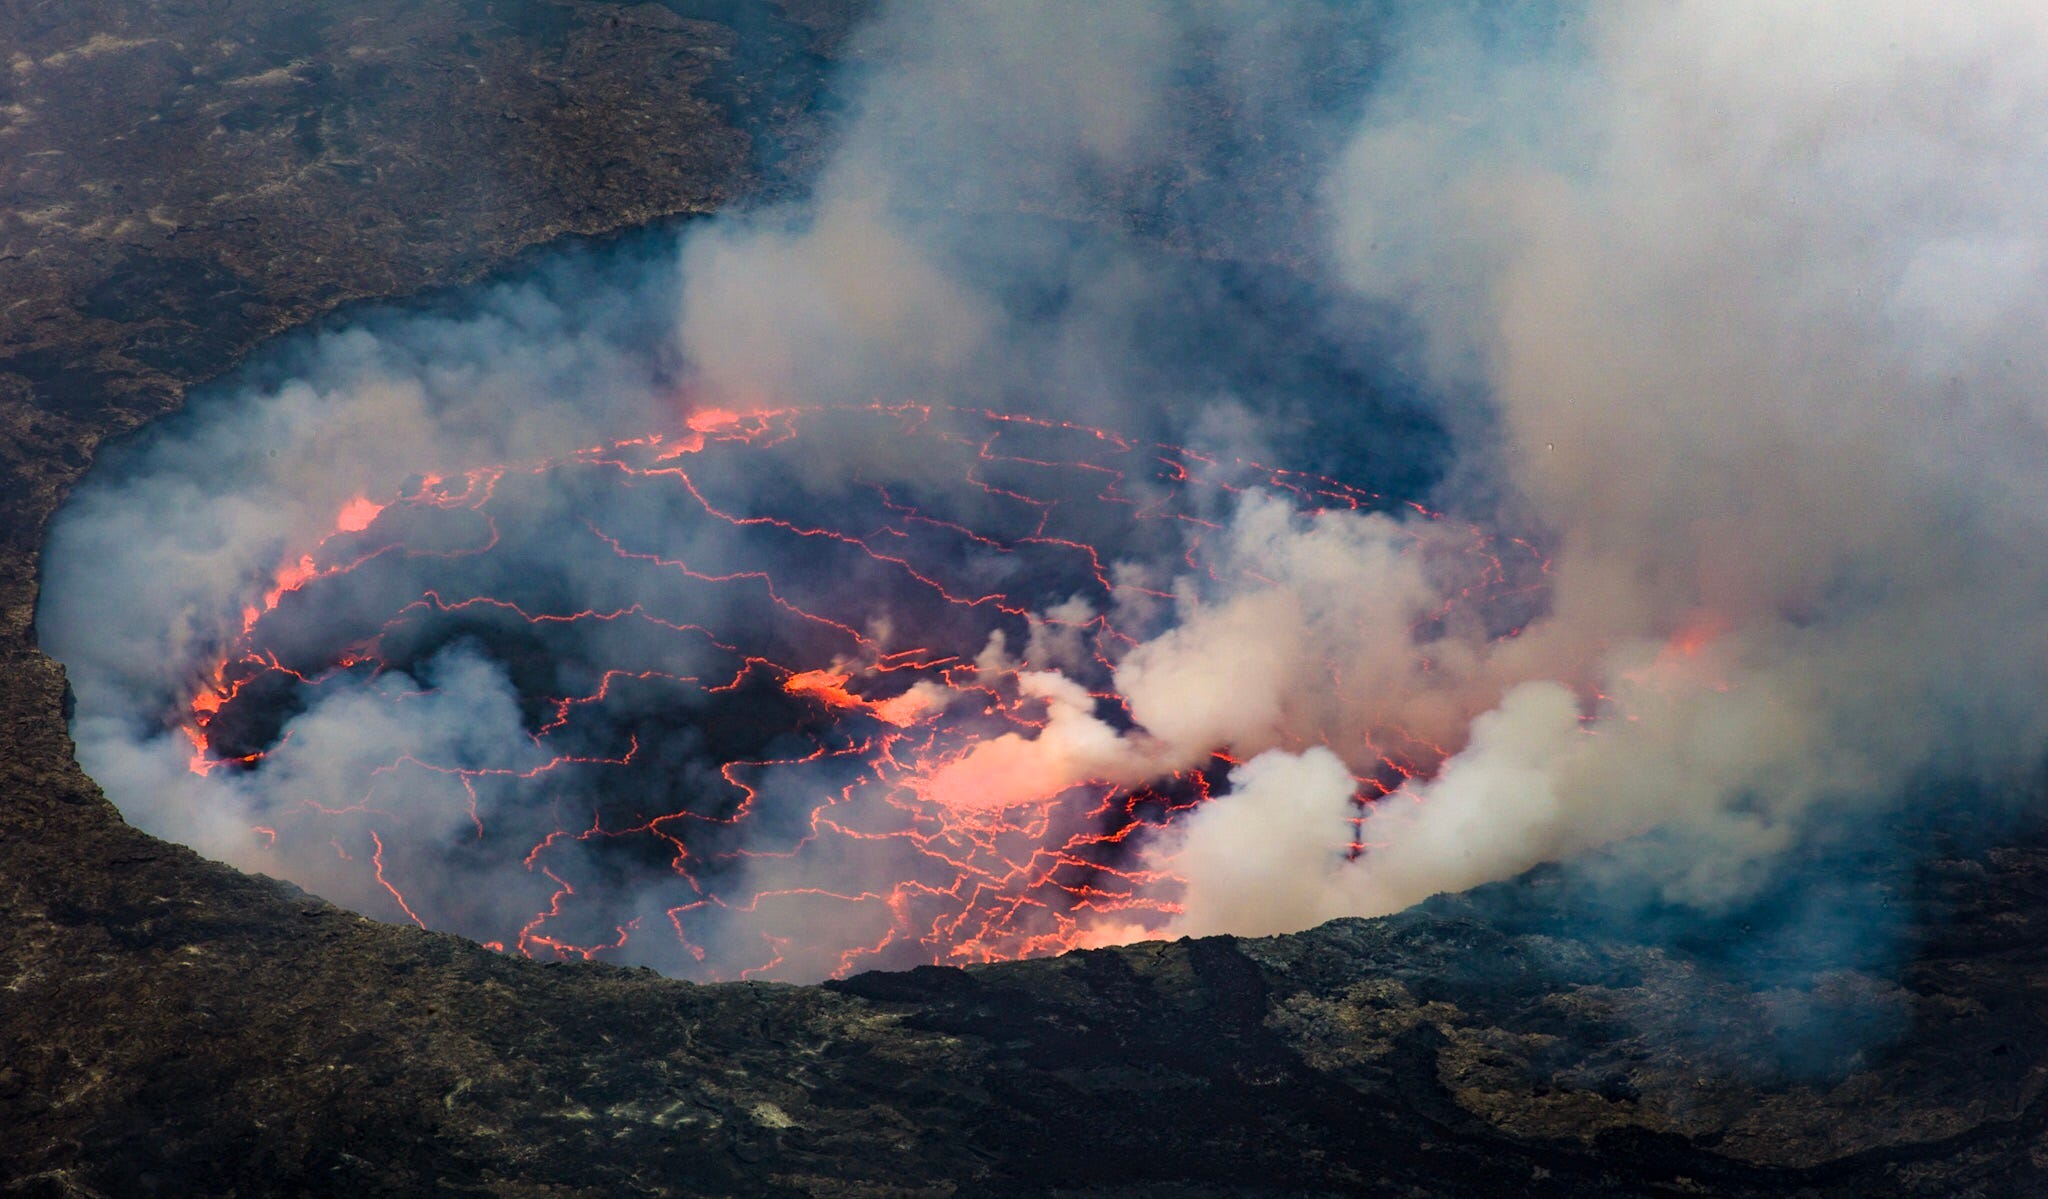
[{"left": 171, "top": 402, "right": 1536, "bottom": 981}]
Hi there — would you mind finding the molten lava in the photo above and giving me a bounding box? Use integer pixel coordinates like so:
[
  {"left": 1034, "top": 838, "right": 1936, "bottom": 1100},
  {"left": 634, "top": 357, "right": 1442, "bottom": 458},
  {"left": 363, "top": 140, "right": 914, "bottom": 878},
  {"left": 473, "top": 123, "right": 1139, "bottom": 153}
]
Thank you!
[{"left": 173, "top": 402, "right": 1536, "bottom": 980}]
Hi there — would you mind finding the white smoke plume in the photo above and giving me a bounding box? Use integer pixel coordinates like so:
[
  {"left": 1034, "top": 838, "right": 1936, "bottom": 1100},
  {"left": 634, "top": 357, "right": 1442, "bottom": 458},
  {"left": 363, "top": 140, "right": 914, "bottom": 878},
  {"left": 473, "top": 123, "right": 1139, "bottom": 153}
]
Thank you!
[
  {"left": 1148, "top": 0, "right": 2048, "bottom": 933},
  {"left": 38, "top": 0, "right": 2048, "bottom": 980}
]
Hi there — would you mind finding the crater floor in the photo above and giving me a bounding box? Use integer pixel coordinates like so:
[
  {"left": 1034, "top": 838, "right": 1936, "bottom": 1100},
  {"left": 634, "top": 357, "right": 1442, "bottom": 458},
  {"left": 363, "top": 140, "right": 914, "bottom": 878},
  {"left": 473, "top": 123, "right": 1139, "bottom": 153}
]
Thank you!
[{"left": 5, "top": 4, "right": 2048, "bottom": 1196}]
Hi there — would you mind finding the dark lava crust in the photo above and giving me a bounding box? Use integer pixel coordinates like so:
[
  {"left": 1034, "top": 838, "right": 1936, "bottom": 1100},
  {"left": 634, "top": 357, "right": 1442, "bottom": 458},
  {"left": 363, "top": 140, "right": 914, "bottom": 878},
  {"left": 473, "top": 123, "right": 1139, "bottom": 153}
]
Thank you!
[{"left": 6, "top": 4, "right": 2048, "bottom": 1197}]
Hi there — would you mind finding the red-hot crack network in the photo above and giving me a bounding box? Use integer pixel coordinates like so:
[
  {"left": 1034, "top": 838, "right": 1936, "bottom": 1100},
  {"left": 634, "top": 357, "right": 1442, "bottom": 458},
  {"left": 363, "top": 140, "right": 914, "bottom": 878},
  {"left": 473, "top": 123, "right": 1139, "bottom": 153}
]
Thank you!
[{"left": 181, "top": 401, "right": 1544, "bottom": 980}]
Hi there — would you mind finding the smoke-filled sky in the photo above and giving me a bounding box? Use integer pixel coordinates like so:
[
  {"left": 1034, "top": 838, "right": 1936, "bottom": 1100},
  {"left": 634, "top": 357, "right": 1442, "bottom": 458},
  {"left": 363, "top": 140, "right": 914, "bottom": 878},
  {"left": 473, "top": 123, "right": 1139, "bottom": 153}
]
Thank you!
[{"left": 39, "top": 0, "right": 2048, "bottom": 982}]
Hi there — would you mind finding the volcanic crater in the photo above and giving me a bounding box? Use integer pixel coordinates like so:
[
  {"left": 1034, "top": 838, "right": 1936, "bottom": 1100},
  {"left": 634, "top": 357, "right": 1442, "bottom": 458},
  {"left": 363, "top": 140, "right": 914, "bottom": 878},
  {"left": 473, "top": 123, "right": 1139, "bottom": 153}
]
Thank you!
[{"left": 8, "top": 3, "right": 2048, "bottom": 1198}]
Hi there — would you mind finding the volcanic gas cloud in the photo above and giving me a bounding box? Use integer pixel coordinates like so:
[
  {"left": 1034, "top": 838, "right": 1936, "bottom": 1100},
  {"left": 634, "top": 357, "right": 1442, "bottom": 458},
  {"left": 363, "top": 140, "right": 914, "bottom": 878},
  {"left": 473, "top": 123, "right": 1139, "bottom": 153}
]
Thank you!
[{"left": 41, "top": 0, "right": 2048, "bottom": 981}]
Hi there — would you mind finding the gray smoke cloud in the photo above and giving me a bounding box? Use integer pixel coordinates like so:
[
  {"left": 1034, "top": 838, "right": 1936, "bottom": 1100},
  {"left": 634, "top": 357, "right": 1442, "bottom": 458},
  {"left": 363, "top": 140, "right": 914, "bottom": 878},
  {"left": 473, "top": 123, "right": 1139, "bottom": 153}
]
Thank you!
[
  {"left": 1148, "top": 0, "right": 2048, "bottom": 934},
  {"left": 39, "top": 0, "right": 2048, "bottom": 981},
  {"left": 39, "top": 253, "right": 689, "bottom": 917}
]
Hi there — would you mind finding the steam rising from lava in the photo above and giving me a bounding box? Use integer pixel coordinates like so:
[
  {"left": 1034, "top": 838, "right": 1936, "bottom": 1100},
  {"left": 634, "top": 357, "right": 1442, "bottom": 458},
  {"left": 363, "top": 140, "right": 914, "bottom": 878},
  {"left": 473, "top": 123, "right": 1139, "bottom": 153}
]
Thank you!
[{"left": 39, "top": 0, "right": 2048, "bottom": 979}]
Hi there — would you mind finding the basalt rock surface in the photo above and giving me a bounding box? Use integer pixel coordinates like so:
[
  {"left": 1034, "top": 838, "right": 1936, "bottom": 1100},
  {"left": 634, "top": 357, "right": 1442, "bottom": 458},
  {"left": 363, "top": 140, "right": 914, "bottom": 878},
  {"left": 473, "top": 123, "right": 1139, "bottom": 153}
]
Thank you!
[{"left": 6, "top": 5, "right": 2048, "bottom": 1197}]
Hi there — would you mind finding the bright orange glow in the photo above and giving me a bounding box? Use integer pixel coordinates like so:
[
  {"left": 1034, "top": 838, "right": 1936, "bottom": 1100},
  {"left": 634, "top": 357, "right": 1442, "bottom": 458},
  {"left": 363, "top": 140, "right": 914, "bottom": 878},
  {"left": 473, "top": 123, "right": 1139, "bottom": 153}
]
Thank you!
[
  {"left": 170, "top": 401, "right": 1545, "bottom": 980},
  {"left": 335, "top": 496, "right": 385, "bottom": 533},
  {"left": 262, "top": 554, "right": 318, "bottom": 611},
  {"left": 782, "top": 668, "right": 933, "bottom": 728},
  {"left": 912, "top": 737, "right": 1083, "bottom": 812},
  {"left": 782, "top": 667, "right": 859, "bottom": 702},
  {"left": 686, "top": 407, "right": 742, "bottom": 432}
]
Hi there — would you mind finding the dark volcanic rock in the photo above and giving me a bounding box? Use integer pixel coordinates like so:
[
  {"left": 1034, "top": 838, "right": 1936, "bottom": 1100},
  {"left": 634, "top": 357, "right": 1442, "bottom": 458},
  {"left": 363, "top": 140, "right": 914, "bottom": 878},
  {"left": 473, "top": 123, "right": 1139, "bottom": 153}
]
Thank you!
[
  {"left": 0, "top": 0, "right": 853, "bottom": 639},
  {"left": 7, "top": 4, "right": 2048, "bottom": 1197}
]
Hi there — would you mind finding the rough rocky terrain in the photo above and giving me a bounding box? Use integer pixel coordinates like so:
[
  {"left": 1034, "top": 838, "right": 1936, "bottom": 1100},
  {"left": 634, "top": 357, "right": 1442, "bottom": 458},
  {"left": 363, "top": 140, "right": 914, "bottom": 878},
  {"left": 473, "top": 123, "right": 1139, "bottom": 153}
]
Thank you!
[{"left": 6, "top": 4, "right": 2048, "bottom": 1197}]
